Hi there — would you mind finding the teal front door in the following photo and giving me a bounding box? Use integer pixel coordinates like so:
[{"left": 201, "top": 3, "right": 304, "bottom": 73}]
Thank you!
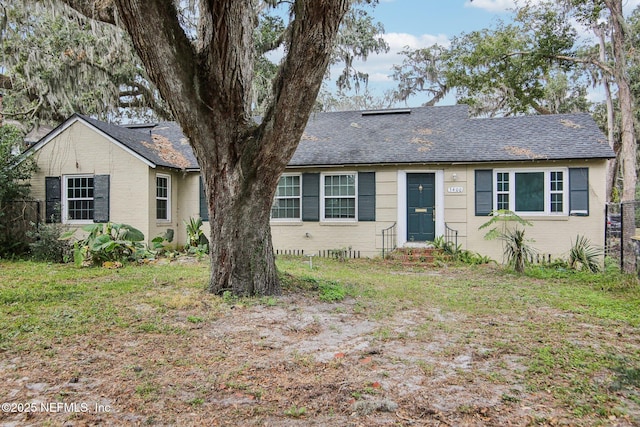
[{"left": 407, "top": 173, "right": 435, "bottom": 242}]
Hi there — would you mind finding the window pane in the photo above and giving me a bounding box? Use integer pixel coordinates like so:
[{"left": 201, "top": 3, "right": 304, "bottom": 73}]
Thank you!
[
  {"left": 271, "top": 176, "right": 301, "bottom": 219},
  {"left": 325, "top": 198, "right": 355, "bottom": 219},
  {"left": 325, "top": 174, "right": 355, "bottom": 196},
  {"left": 515, "top": 172, "right": 544, "bottom": 212},
  {"left": 67, "top": 176, "right": 94, "bottom": 220},
  {"left": 324, "top": 176, "right": 335, "bottom": 196},
  {"left": 271, "top": 199, "right": 300, "bottom": 219},
  {"left": 497, "top": 194, "right": 509, "bottom": 210},
  {"left": 550, "top": 171, "right": 563, "bottom": 191},
  {"left": 551, "top": 194, "right": 563, "bottom": 212},
  {"left": 497, "top": 173, "right": 509, "bottom": 192},
  {"left": 157, "top": 177, "right": 168, "bottom": 198},
  {"left": 157, "top": 199, "right": 167, "bottom": 220}
]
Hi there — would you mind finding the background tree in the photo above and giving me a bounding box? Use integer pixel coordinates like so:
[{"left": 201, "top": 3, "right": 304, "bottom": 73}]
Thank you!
[
  {"left": 0, "top": 125, "right": 36, "bottom": 205},
  {"left": 250, "top": 1, "right": 388, "bottom": 115},
  {"left": 0, "top": 124, "right": 37, "bottom": 256},
  {"left": 0, "top": 1, "right": 170, "bottom": 126},
  {"left": 2, "top": 1, "right": 386, "bottom": 125},
  {"left": 316, "top": 85, "right": 392, "bottom": 111},
  {"left": 566, "top": 0, "right": 638, "bottom": 272},
  {"left": 599, "top": 0, "right": 637, "bottom": 273},
  {"left": 58, "top": 0, "right": 358, "bottom": 296},
  {"left": 391, "top": 5, "right": 584, "bottom": 116}
]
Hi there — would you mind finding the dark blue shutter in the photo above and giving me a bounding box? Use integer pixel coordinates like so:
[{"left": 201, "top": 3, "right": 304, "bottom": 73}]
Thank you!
[
  {"left": 93, "top": 175, "right": 110, "bottom": 223},
  {"left": 45, "top": 176, "right": 61, "bottom": 223},
  {"left": 569, "top": 168, "right": 589, "bottom": 216},
  {"left": 475, "top": 169, "right": 493, "bottom": 216},
  {"left": 358, "top": 172, "right": 376, "bottom": 221},
  {"left": 301, "top": 173, "right": 320, "bottom": 221},
  {"left": 199, "top": 176, "right": 209, "bottom": 221}
]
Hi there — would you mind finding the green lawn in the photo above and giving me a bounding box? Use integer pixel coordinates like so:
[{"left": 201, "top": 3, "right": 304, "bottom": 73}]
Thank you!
[{"left": 0, "top": 257, "right": 639, "bottom": 426}]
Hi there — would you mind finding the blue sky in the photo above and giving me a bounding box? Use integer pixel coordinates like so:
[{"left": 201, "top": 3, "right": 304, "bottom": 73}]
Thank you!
[
  {"left": 375, "top": 0, "right": 511, "bottom": 36},
  {"left": 327, "top": 0, "right": 521, "bottom": 106},
  {"left": 331, "top": 0, "right": 640, "bottom": 107}
]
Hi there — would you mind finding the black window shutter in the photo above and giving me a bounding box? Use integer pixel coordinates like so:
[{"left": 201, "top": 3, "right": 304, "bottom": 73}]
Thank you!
[
  {"left": 199, "top": 176, "right": 209, "bottom": 221},
  {"left": 358, "top": 172, "right": 376, "bottom": 221},
  {"left": 569, "top": 168, "right": 589, "bottom": 216},
  {"left": 93, "top": 175, "right": 110, "bottom": 223},
  {"left": 475, "top": 169, "right": 493, "bottom": 216},
  {"left": 301, "top": 173, "right": 320, "bottom": 221},
  {"left": 45, "top": 176, "right": 61, "bottom": 223}
]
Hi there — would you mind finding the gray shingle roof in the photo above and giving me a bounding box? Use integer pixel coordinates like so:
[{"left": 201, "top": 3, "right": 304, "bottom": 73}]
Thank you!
[
  {"left": 78, "top": 115, "right": 199, "bottom": 169},
  {"left": 45, "top": 107, "right": 612, "bottom": 170},
  {"left": 289, "top": 105, "right": 614, "bottom": 166}
]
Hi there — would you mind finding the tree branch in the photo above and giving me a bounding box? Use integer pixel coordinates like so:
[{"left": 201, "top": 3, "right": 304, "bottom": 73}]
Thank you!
[
  {"left": 0, "top": 74, "right": 12, "bottom": 90},
  {"left": 113, "top": 0, "right": 199, "bottom": 121},
  {"left": 258, "top": 0, "right": 350, "bottom": 171},
  {"left": 499, "top": 50, "right": 616, "bottom": 78},
  {"left": 59, "top": 0, "right": 117, "bottom": 24},
  {"left": 551, "top": 54, "right": 616, "bottom": 77},
  {"left": 121, "top": 83, "right": 172, "bottom": 120}
]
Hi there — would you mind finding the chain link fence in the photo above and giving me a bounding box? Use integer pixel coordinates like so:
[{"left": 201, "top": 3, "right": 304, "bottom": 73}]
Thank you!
[{"left": 605, "top": 201, "right": 639, "bottom": 272}]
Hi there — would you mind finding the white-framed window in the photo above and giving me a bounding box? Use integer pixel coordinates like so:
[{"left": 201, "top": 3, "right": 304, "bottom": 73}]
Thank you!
[
  {"left": 496, "top": 172, "right": 510, "bottom": 211},
  {"left": 549, "top": 171, "right": 564, "bottom": 213},
  {"left": 321, "top": 172, "right": 357, "bottom": 221},
  {"left": 64, "top": 175, "right": 94, "bottom": 223},
  {"left": 156, "top": 174, "right": 171, "bottom": 221},
  {"left": 494, "top": 168, "right": 568, "bottom": 215},
  {"left": 271, "top": 174, "right": 301, "bottom": 220}
]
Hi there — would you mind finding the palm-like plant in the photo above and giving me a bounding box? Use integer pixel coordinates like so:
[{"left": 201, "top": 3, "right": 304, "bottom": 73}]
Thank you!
[
  {"left": 184, "top": 217, "right": 208, "bottom": 250},
  {"left": 501, "top": 228, "right": 536, "bottom": 273},
  {"left": 480, "top": 210, "right": 537, "bottom": 273},
  {"left": 569, "top": 235, "right": 602, "bottom": 273}
]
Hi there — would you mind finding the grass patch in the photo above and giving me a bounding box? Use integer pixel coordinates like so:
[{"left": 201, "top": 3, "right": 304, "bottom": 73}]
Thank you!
[
  {"left": 0, "top": 260, "right": 210, "bottom": 350},
  {"left": 1, "top": 256, "right": 639, "bottom": 425},
  {"left": 280, "top": 272, "right": 349, "bottom": 302},
  {"left": 275, "top": 256, "right": 640, "bottom": 420}
]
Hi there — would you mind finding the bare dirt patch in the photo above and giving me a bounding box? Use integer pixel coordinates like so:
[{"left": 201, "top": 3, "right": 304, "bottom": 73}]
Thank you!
[{"left": 1, "top": 277, "right": 638, "bottom": 426}]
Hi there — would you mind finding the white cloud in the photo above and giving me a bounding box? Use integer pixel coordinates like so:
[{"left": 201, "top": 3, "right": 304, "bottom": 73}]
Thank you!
[
  {"left": 464, "top": 0, "right": 517, "bottom": 13},
  {"left": 326, "top": 31, "right": 449, "bottom": 99},
  {"left": 624, "top": 0, "right": 640, "bottom": 14},
  {"left": 464, "top": 0, "right": 553, "bottom": 13},
  {"left": 467, "top": 0, "right": 639, "bottom": 15},
  {"left": 384, "top": 32, "right": 450, "bottom": 51},
  {"left": 343, "top": 31, "right": 449, "bottom": 81}
]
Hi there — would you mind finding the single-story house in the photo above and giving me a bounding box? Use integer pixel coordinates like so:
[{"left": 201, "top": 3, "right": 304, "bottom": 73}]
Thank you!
[{"left": 26, "top": 105, "right": 614, "bottom": 261}]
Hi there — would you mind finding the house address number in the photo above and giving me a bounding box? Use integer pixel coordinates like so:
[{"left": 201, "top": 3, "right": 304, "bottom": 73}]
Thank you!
[{"left": 447, "top": 186, "right": 464, "bottom": 193}]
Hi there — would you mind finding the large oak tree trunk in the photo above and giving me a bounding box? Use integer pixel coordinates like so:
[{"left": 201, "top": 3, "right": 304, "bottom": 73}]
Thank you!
[
  {"left": 199, "top": 150, "right": 281, "bottom": 295},
  {"left": 102, "top": 0, "right": 350, "bottom": 295}
]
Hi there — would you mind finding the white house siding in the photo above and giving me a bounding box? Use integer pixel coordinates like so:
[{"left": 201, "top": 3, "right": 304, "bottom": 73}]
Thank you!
[
  {"left": 30, "top": 120, "right": 152, "bottom": 241},
  {"left": 270, "top": 159, "right": 607, "bottom": 262},
  {"left": 463, "top": 159, "right": 608, "bottom": 262},
  {"left": 442, "top": 166, "right": 469, "bottom": 249},
  {"left": 173, "top": 173, "right": 211, "bottom": 248},
  {"left": 147, "top": 168, "right": 187, "bottom": 246},
  {"left": 27, "top": 109, "right": 612, "bottom": 262},
  {"left": 270, "top": 166, "right": 397, "bottom": 258}
]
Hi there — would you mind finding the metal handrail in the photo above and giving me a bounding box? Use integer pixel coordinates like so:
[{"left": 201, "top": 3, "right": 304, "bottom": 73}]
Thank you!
[
  {"left": 444, "top": 222, "right": 458, "bottom": 252},
  {"left": 381, "top": 222, "right": 397, "bottom": 258}
]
